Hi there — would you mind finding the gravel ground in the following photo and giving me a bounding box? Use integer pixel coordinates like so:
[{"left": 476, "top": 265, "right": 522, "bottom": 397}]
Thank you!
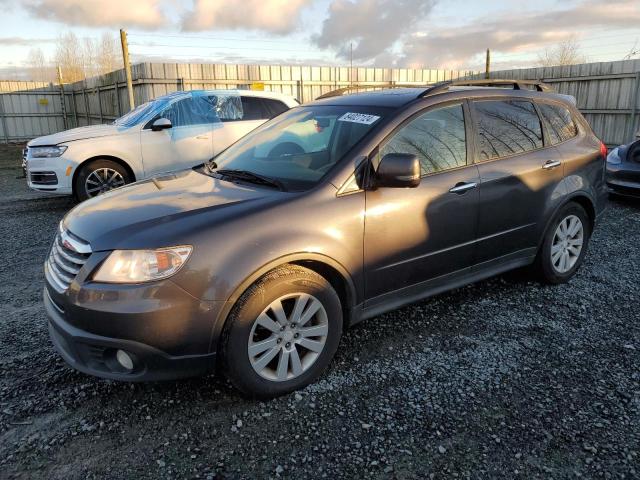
[{"left": 0, "top": 144, "right": 638, "bottom": 479}]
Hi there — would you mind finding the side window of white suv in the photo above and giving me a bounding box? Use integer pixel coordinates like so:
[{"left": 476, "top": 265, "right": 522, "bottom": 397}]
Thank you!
[{"left": 161, "top": 98, "right": 219, "bottom": 127}]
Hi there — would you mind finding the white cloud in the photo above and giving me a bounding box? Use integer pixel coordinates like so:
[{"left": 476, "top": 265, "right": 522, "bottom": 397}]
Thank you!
[
  {"left": 400, "top": 0, "right": 640, "bottom": 67},
  {"left": 313, "top": 0, "right": 437, "bottom": 61},
  {"left": 182, "top": 0, "right": 313, "bottom": 33},
  {"left": 22, "top": 0, "right": 169, "bottom": 29}
]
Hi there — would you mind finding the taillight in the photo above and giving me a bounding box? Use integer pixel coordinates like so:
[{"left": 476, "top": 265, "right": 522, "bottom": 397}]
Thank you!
[{"left": 599, "top": 141, "right": 608, "bottom": 159}]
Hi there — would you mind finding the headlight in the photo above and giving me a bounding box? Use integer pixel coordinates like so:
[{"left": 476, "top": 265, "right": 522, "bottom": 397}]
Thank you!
[
  {"left": 30, "top": 146, "right": 68, "bottom": 158},
  {"left": 606, "top": 147, "right": 621, "bottom": 164},
  {"left": 93, "top": 246, "right": 192, "bottom": 283}
]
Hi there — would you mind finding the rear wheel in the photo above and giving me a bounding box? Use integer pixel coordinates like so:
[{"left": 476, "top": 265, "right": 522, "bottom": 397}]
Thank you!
[
  {"left": 74, "top": 159, "right": 132, "bottom": 201},
  {"left": 534, "top": 202, "right": 591, "bottom": 284},
  {"left": 221, "top": 265, "right": 342, "bottom": 398}
]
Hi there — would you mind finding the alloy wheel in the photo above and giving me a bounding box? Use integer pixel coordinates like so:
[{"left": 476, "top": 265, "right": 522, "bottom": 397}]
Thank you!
[
  {"left": 551, "top": 214, "right": 584, "bottom": 273},
  {"left": 248, "top": 293, "right": 328, "bottom": 382},
  {"left": 85, "top": 168, "right": 125, "bottom": 197}
]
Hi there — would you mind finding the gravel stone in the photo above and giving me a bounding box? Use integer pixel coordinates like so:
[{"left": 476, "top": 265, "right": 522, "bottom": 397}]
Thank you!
[{"left": 0, "top": 145, "right": 638, "bottom": 479}]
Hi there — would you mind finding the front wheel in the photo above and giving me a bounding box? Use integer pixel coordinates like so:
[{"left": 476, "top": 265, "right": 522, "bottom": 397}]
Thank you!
[
  {"left": 221, "top": 265, "right": 342, "bottom": 398},
  {"left": 534, "top": 202, "right": 591, "bottom": 284},
  {"left": 74, "top": 159, "right": 132, "bottom": 201}
]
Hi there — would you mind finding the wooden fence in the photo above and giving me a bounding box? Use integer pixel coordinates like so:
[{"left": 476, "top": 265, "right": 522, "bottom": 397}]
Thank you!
[
  {"left": 3, "top": 59, "right": 640, "bottom": 146},
  {"left": 0, "top": 81, "right": 67, "bottom": 142},
  {"left": 487, "top": 59, "right": 640, "bottom": 146},
  {"left": 0, "top": 63, "right": 477, "bottom": 142}
]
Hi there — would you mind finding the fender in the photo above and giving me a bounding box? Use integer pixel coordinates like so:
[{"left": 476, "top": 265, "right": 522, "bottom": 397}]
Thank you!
[
  {"left": 536, "top": 189, "right": 597, "bottom": 251},
  {"left": 208, "top": 252, "right": 357, "bottom": 353}
]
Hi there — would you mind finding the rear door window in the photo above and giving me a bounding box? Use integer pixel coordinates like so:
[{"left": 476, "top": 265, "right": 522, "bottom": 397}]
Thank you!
[
  {"left": 380, "top": 103, "right": 467, "bottom": 176},
  {"left": 262, "top": 99, "right": 289, "bottom": 118},
  {"left": 537, "top": 103, "right": 578, "bottom": 144},
  {"left": 473, "top": 100, "right": 543, "bottom": 161},
  {"left": 240, "top": 97, "right": 290, "bottom": 121}
]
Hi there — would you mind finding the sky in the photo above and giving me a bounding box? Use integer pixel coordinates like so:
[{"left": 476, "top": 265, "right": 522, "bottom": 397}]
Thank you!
[{"left": 0, "top": 0, "right": 639, "bottom": 78}]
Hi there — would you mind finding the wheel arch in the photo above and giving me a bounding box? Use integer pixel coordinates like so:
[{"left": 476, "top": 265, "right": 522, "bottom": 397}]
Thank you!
[
  {"left": 209, "top": 253, "right": 358, "bottom": 354},
  {"left": 538, "top": 192, "right": 596, "bottom": 250},
  {"left": 71, "top": 155, "right": 136, "bottom": 196}
]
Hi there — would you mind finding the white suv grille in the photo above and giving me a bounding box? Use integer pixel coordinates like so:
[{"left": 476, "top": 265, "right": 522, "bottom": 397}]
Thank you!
[{"left": 46, "top": 228, "right": 91, "bottom": 293}]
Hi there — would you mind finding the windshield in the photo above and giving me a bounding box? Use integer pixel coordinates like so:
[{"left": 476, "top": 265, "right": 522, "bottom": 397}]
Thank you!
[
  {"left": 114, "top": 98, "right": 170, "bottom": 127},
  {"left": 210, "top": 105, "right": 388, "bottom": 191}
]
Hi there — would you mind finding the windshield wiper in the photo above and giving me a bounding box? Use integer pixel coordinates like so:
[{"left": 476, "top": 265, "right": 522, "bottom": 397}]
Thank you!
[{"left": 215, "top": 169, "right": 286, "bottom": 191}]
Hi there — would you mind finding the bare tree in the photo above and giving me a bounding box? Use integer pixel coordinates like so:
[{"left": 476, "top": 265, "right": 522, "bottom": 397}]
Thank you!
[
  {"left": 538, "top": 37, "right": 587, "bottom": 67},
  {"left": 54, "top": 32, "right": 86, "bottom": 82},
  {"left": 27, "top": 47, "right": 54, "bottom": 82},
  {"left": 96, "top": 33, "right": 119, "bottom": 75}
]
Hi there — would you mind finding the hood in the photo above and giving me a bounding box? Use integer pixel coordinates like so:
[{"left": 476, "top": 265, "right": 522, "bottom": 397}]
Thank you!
[
  {"left": 28, "top": 124, "right": 130, "bottom": 146},
  {"left": 63, "top": 168, "right": 286, "bottom": 251}
]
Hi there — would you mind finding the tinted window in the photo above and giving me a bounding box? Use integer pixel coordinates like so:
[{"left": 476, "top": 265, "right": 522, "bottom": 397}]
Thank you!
[
  {"left": 537, "top": 103, "right": 578, "bottom": 144},
  {"left": 381, "top": 103, "right": 467, "bottom": 176},
  {"left": 239, "top": 97, "right": 289, "bottom": 121},
  {"left": 240, "top": 96, "right": 266, "bottom": 121},
  {"left": 262, "top": 99, "right": 289, "bottom": 118},
  {"left": 474, "top": 100, "right": 543, "bottom": 161}
]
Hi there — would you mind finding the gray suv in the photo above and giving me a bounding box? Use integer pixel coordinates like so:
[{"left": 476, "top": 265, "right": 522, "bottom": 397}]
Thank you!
[{"left": 44, "top": 80, "right": 607, "bottom": 397}]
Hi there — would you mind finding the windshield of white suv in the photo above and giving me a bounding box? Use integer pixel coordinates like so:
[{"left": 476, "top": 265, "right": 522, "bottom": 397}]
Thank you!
[
  {"left": 208, "top": 105, "right": 389, "bottom": 191},
  {"left": 114, "top": 99, "right": 170, "bottom": 127}
]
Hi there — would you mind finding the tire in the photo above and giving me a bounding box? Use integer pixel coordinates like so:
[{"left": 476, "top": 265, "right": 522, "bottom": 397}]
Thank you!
[
  {"left": 221, "top": 265, "right": 342, "bottom": 398},
  {"left": 533, "top": 202, "right": 591, "bottom": 284},
  {"left": 74, "top": 159, "right": 132, "bottom": 202}
]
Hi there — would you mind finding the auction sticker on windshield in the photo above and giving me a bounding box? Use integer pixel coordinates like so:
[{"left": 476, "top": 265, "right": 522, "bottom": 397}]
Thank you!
[{"left": 338, "top": 112, "right": 380, "bottom": 125}]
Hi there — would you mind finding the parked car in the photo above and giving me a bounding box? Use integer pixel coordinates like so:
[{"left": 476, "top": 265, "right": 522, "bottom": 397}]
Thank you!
[
  {"left": 606, "top": 133, "right": 640, "bottom": 197},
  {"left": 24, "top": 90, "right": 298, "bottom": 200},
  {"left": 44, "top": 80, "right": 607, "bottom": 397}
]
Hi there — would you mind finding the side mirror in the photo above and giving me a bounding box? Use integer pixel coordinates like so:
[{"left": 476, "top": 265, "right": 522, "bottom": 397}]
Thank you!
[
  {"left": 375, "top": 153, "right": 421, "bottom": 188},
  {"left": 151, "top": 118, "right": 172, "bottom": 131}
]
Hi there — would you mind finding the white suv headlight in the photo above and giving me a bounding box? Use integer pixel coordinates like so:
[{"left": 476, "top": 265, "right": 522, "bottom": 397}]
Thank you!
[
  {"left": 30, "top": 146, "right": 68, "bottom": 158},
  {"left": 93, "top": 246, "right": 192, "bottom": 283}
]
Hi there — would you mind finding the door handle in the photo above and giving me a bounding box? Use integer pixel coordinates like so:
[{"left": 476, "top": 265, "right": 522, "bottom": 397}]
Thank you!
[
  {"left": 196, "top": 135, "right": 209, "bottom": 140},
  {"left": 449, "top": 182, "right": 477, "bottom": 194},
  {"left": 542, "top": 160, "right": 561, "bottom": 170}
]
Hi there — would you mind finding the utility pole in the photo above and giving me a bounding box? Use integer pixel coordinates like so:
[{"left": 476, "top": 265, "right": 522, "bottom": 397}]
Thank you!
[
  {"left": 485, "top": 49, "right": 491, "bottom": 79},
  {"left": 119, "top": 28, "right": 135, "bottom": 111},
  {"left": 57, "top": 66, "right": 68, "bottom": 129},
  {"left": 350, "top": 42, "right": 353, "bottom": 86}
]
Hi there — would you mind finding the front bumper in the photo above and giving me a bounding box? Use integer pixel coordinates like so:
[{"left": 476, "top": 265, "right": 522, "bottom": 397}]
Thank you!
[
  {"left": 25, "top": 153, "right": 74, "bottom": 195},
  {"left": 606, "top": 161, "right": 640, "bottom": 197},
  {"left": 44, "top": 277, "right": 224, "bottom": 381}
]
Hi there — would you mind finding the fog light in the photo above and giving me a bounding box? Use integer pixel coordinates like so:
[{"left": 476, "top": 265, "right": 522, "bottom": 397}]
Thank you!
[{"left": 116, "top": 349, "right": 134, "bottom": 370}]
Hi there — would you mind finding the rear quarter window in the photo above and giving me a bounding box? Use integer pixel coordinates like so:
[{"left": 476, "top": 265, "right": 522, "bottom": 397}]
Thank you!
[{"left": 537, "top": 103, "right": 578, "bottom": 144}]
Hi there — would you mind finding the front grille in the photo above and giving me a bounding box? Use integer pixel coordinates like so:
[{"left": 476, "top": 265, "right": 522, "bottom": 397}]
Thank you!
[
  {"left": 46, "top": 229, "right": 91, "bottom": 293},
  {"left": 30, "top": 171, "right": 58, "bottom": 185}
]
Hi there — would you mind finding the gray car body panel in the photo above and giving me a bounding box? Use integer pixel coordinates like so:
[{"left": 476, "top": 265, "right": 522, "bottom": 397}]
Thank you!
[{"left": 49, "top": 86, "right": 607, "bottom": 381}]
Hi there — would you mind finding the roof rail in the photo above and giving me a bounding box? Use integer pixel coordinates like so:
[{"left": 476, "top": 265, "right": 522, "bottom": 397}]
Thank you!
[
  {"left": 446, "top": 79, "right": 552, "bottom": 92},
  {"left": 315, "top": 78, "right": 552, "bottom": 101}
]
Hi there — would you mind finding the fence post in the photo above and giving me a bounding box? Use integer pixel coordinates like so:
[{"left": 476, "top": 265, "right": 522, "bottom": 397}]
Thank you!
[
  {"left": 0, "top": 94, "right": 8, "bottom": 144},
  {"left": 56, "top": 66, "right": 68, "bottom": 130},
  {"left": 71, "top": 90, "right": 78, "bottom": 128},
  {"left": 97, "top": 86, "right": 103, "bottom": 123},
  {"left": 296, "top": 79, "right": 304, "bottom": 103},
  {"left": 628, "top": 71, "right": 640, "bottom": 142},
  {"left": 83, "top": 82, "right": 90, "bottom": 125},
  {"left": 485, "top": 49, "right": 491, "bottom": 79},
  {"left": 120, "top": 28, "right": 135, "bottom": 111}
]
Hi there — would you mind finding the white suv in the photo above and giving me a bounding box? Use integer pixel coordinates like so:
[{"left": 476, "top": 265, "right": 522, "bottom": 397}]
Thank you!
[{"left": 24, "top": 90, "right": 299, "bottom": 200}]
